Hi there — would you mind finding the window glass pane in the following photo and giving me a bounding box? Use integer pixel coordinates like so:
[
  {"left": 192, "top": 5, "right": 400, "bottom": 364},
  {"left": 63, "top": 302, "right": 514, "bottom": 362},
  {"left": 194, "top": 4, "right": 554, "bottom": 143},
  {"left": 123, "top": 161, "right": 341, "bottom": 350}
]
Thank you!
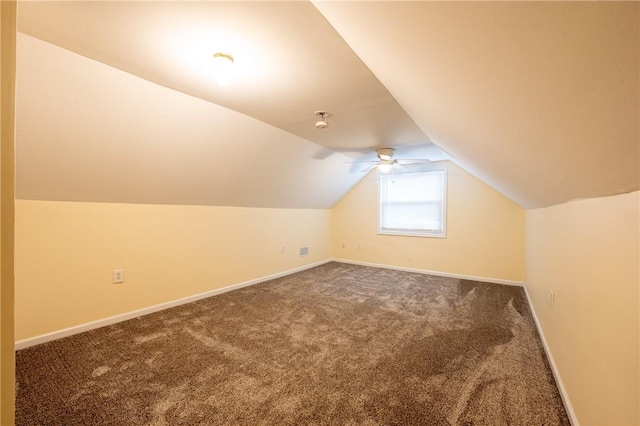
[{"left": 379, "top": 169, "right": 446, "bottom": 237}]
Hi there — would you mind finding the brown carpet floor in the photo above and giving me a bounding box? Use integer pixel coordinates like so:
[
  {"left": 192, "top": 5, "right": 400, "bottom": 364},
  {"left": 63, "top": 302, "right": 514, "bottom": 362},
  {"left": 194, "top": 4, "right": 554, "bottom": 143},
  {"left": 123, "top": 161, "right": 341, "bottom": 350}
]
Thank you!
[{"left": 16, "top": 262, "right": 570, "bottom": 425}]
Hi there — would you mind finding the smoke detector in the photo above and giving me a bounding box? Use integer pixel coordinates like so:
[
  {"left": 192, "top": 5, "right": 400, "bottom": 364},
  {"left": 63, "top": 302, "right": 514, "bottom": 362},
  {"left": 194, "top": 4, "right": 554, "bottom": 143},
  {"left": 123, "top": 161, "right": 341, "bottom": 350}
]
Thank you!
[{"left": 314, "top": 110, "right": 330, "bottom": 129}]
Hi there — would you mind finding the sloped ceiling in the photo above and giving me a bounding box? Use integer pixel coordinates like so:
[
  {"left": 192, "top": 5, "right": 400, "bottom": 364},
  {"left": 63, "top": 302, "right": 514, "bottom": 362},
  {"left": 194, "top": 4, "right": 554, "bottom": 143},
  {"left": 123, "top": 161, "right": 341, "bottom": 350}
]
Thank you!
[
  {"left": 17, "top": 33, "right": 363, "bottom": 209},
  {"left": 16, "top": 1, "right": 639, "bottom": 209},
  {"left": 314, "top": 1, "right": 639, "bottom": 208}
]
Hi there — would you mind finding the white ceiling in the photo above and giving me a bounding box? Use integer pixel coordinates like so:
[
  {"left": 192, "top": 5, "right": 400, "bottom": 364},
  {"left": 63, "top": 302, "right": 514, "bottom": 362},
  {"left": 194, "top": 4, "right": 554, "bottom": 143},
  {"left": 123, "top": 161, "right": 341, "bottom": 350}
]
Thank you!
[
  {"left": 15, "top": 1, "right": 639, "bottom": 209},
  {"left": 17, "top": 32, "right": 365, "bottom": 209},
  {"left": 315, "top": 1, "right": 639, "bottom": 208}
]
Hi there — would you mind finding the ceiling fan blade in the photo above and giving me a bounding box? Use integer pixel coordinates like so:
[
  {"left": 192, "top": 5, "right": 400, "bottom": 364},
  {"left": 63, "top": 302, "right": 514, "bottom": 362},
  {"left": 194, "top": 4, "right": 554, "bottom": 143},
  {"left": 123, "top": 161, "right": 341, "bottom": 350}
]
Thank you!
[
  {"left": 395, "top": 158, "right": 431, "bottom": 165},
  {"left": 394, "top": 163, "right": 413, "bottom": 172},
  {"left": 395, "top": 162, "right": 436, "bottom": 173},
  {"left": 361, "top": 164, "right": 378, "bottom": 173}
]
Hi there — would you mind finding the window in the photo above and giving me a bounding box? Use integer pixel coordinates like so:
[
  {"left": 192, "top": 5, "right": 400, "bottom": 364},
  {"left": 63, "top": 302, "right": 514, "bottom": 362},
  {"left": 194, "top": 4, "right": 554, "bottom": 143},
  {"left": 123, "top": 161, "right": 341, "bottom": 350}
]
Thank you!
[{"left": 378, "top": 167, "right": 447, "bottom": 238}]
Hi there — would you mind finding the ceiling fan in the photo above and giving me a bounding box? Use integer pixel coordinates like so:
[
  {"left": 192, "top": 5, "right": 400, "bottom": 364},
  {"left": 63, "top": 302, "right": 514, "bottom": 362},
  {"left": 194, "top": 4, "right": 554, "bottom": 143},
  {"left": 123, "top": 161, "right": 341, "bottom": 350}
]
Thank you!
[{"left": 348, "top": 148, "right": 432, "bottom": 173}]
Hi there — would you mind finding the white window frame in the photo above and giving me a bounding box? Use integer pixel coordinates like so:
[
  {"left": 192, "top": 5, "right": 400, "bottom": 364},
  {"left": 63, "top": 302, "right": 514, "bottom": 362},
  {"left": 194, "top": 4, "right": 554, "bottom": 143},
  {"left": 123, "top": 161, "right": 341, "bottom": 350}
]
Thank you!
[{"left": 378, "top": 166, "right": 447, "bottom": 238}]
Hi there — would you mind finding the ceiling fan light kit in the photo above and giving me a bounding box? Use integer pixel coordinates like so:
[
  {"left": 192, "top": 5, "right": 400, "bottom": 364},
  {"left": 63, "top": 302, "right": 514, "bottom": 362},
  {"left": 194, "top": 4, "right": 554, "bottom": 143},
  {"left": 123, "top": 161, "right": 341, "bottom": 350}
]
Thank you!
[
  {"left": 378, "top": 161, "right": 394, "bottom": 173},
  {"left": 375, "top": 148, "right": 394, "bottom": 173},
  {"left": 346, "top": 147, "right": 432, "bottom": 174}
]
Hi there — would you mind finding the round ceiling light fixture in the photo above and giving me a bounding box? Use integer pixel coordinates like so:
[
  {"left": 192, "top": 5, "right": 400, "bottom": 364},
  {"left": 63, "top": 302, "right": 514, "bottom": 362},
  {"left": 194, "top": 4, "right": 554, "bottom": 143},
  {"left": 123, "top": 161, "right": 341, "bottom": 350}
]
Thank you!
[
  {"left": 315, "top": 110, "right": 330, "bottom": 129},
  {"left": 212, "top": 52, "right": 235, "bottom": 86}
]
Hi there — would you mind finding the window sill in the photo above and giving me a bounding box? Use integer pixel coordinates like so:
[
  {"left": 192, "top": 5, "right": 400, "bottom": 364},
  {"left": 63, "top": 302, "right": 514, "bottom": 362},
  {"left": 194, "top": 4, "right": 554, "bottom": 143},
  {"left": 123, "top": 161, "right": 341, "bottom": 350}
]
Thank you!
[{"left": 378, "top": 230, "right": 447, "bottom": 239}]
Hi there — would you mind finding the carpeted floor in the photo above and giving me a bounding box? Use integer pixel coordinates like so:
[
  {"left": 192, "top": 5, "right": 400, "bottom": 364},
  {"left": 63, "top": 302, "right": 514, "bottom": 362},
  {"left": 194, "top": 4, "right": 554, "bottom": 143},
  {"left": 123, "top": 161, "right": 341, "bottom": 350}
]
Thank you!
[{"left": 16, "top": 262, "right": 570, "bottom": 425}]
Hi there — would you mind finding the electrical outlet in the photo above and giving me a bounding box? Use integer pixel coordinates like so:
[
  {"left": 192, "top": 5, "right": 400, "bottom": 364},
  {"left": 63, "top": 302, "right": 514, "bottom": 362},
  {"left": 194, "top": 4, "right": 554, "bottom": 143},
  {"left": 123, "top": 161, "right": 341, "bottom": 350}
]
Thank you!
[
  {"left": 341, "top": 242, "right": 345, "bottom": 248},
  {"left": 113, "top": 269, "right": 125, "bottom": 284},
  {"left": 280, "top": 246, "right": 285, "bottom": 254},
  {"left": 357, "top": 243, "right": 362, "bottom": 251},
  {"left": 299, "top": 246, "right": 309, "bottom": 257},
  {"left": 549, "top": 291, "right": 555, "bottom": 310}
]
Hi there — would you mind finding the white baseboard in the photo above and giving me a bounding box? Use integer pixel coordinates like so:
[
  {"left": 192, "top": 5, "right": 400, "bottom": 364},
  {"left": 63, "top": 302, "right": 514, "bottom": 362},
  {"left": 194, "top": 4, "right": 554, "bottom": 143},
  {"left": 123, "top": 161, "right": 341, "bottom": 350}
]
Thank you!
[
  {"left": 331, "top": 258, "right": 524, "bottom": 287},
  {"left": 522, "top": 285, "right": 579, "bottom": 426},
  {"left": 15, "top": 259, "right": 332, "bottom": 351}
]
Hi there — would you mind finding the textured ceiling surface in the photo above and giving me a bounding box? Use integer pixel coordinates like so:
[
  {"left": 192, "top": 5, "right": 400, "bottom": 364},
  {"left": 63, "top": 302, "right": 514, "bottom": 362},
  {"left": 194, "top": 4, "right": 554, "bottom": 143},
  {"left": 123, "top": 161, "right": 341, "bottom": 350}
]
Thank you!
[{"left": 16, "top": 1, "right": 639, "bottom": 209}]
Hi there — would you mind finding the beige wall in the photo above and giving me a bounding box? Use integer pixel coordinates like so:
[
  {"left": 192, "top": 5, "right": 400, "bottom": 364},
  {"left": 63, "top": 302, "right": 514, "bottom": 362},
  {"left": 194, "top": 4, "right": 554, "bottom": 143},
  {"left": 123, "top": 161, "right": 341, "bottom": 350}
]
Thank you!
[
  {"left": 526, "top": 191, "right": 639, "bottom": 425},
  {"left": 15, "top": 200, "right": 331, "bottom": 341},
  {"left": 0, "top": 1, "right": 16, "bottom": 424},
  {"left": 332, "top": 161, "right": 525, "bottom": 282}
]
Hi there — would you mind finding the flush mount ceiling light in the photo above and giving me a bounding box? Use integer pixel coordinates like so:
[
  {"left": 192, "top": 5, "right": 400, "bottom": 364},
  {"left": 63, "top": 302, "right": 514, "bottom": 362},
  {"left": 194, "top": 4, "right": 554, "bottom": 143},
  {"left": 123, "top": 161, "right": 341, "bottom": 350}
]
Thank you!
[
  {"left": 212, "top": 52, "right": 234, "bottom": 86},
  {"left": 315, "top": 110, "right": 330, "bottom": 129}
]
